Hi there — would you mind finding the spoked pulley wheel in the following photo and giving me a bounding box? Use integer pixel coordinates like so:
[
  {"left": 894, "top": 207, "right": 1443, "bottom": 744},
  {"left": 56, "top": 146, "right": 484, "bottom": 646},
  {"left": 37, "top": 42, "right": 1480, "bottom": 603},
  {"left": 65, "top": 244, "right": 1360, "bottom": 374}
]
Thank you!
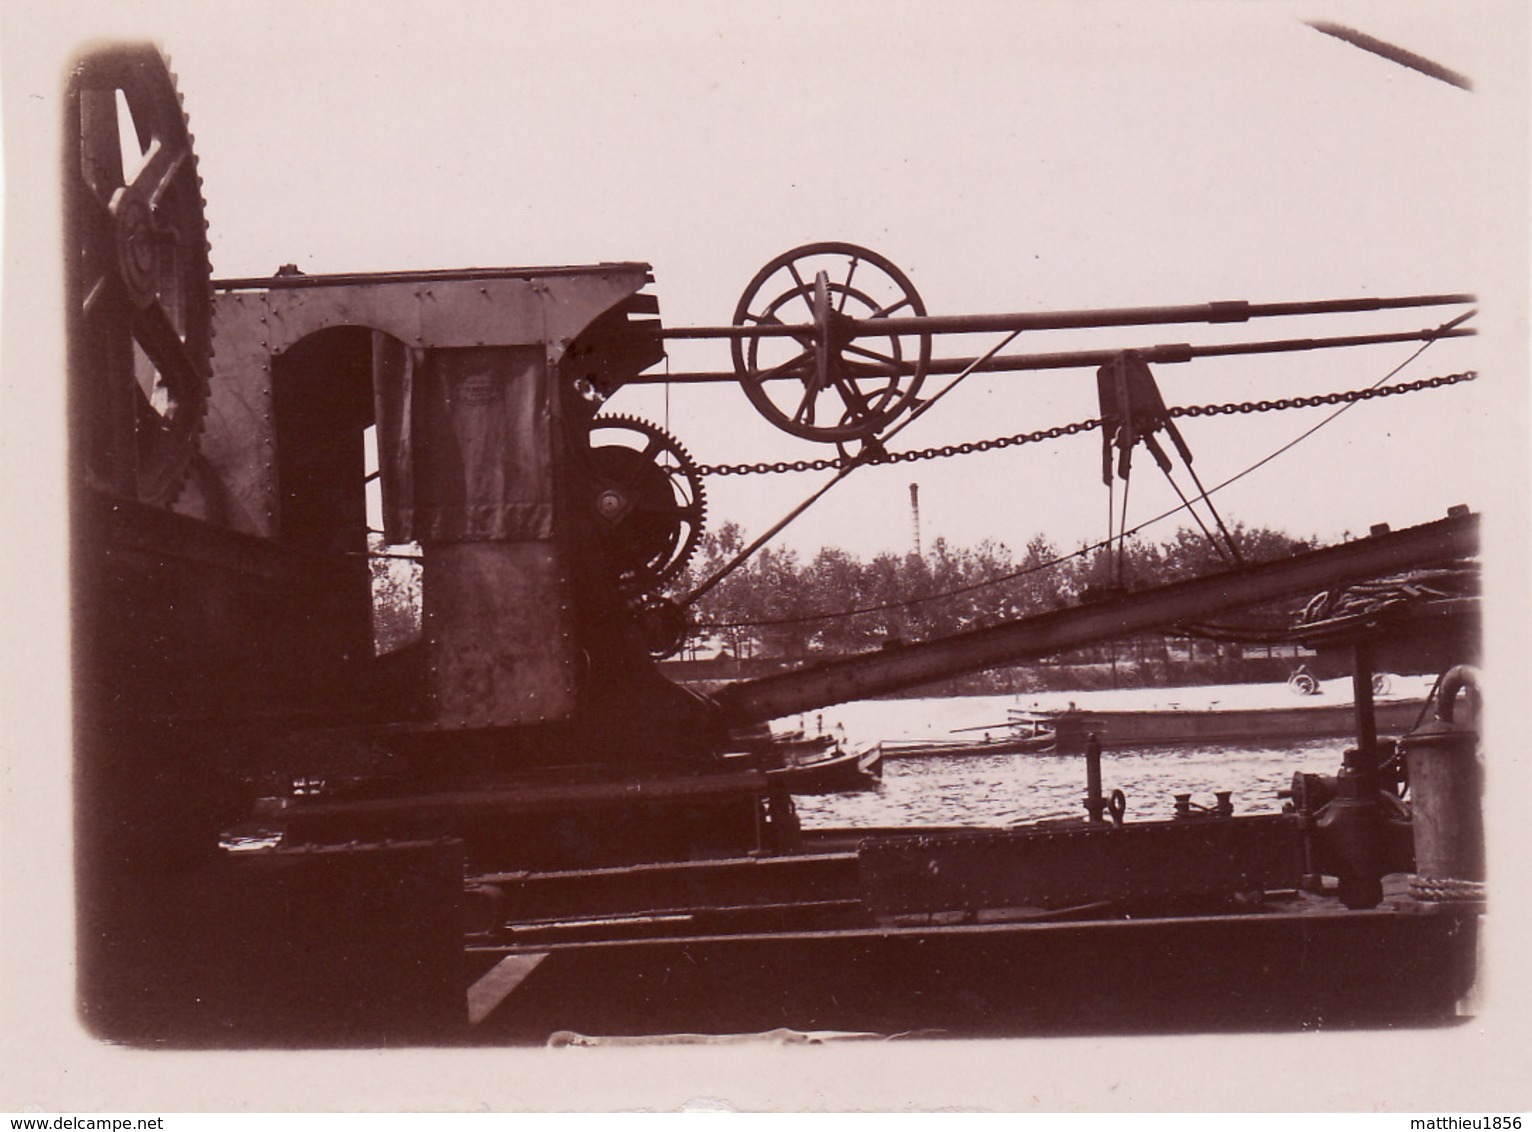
[
  {"left": 586, "top": 416, "right": 707, "bottom": 593},
  {"left": 730, "top": 242, "right": 930, "bottom": 443},
  {"left": 65, "top": 42, "right": 213, "bottom": 505}
]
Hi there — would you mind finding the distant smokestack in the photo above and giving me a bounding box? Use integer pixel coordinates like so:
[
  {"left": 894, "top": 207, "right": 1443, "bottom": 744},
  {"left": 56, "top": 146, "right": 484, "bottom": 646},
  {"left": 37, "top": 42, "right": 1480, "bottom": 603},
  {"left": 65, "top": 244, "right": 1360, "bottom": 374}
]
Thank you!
[{"left": 909, "top": 482, "right": 922, "bottom": 557}]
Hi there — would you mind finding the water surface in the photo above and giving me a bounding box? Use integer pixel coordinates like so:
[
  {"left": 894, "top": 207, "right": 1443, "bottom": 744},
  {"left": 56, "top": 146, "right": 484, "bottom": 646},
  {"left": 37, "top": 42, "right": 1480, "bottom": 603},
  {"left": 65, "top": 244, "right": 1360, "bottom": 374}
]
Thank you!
[{"left": 790, "top": 693, "right": 1363, "bottom": 828}]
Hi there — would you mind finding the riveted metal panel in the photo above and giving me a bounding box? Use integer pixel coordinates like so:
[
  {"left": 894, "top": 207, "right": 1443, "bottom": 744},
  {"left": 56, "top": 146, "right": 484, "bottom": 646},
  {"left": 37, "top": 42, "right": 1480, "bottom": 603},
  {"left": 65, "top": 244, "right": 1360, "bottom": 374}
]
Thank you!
[
  {"left": 191, "top": 269, "right": 659, "bottom": 543},
  {"left": 538, "top": 269, "right": 658, "bottom": 363},
  {"left": 411, "top": 270, "right": 653, "bottom": 356},
  {"left": 263, "top": 284, "right": 425, "bottom": 353},
  {"left": 416, "top": 278, "right": 542, "bottom": 348},
  {"left": 859, "top": 815, "right": 1302, "bottom": 916},
  {"left": 247, "top": 269, "right": 654, "bottom": 355},
  {"left": 423, "top": 541, "right": 577, "bottom": 728},
  {"left": 186, "top": 292, "right": 279, "bottom": 536}
]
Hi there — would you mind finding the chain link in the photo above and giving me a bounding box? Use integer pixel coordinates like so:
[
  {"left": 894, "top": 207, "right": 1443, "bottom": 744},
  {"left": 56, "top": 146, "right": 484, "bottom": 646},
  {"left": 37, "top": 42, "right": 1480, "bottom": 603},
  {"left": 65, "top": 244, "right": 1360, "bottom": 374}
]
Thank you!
[
  {"left": 694, "top": 370, "right": 1477, "bottom": 476},
  {"left": 1170, "top": 369, "right": 1475, "bottom": 420}
]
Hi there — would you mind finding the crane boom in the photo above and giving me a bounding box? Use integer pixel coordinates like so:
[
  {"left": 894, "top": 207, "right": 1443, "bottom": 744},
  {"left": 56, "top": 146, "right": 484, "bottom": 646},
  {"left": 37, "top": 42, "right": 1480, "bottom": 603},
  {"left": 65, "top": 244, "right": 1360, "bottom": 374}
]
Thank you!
[{"left": 714, "top": 510, "right": 1478, "bottom": 726}]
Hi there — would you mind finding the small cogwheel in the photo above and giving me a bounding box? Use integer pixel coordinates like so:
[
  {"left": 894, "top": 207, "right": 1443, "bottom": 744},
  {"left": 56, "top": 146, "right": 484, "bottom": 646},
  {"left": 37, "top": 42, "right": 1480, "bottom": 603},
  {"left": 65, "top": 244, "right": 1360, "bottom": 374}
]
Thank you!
[{"left": 586, "top": 415, "right": 707, "bottom": 592}]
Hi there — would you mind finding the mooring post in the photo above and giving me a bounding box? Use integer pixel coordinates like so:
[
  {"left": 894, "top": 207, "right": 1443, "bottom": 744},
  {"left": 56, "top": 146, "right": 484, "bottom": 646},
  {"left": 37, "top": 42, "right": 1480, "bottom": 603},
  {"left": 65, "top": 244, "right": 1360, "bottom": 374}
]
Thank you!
[
  {"left": 1084, "top": 732, "right": 1106, "bottom": 824},
  {"left": 1335, "top": 638, "right": 1385, "bottom": 908}
]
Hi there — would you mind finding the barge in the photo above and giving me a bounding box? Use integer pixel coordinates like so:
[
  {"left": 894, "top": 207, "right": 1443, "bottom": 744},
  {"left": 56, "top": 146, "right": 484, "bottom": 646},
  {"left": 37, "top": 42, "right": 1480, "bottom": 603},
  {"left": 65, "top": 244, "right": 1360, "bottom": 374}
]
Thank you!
[
  {"left": 877, "top": 681, "right": 1433, "bottom": 757},
  {"left": 1008, "top": 680, "right": 1433, "bottom": 752}
]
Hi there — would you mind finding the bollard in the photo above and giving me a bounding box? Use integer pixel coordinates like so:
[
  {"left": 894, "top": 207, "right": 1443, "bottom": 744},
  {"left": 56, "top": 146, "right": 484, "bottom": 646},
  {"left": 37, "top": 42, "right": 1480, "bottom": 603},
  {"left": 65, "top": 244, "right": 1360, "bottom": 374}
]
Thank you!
[
  {"left": 1083, "top": 733, "right": 1106, "bottom": 823},
  {"left": 1321, "top": 748, "right": 1384, "bottom": 909}
]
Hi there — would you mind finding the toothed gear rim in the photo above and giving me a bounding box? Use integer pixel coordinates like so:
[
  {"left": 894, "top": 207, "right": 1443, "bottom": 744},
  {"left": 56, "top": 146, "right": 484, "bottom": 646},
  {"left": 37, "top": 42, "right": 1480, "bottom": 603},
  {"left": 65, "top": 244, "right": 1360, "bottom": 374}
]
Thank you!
[
  {"left": 66, "top": 42, "right": 213, "bottom": 506},
  {"left": 586, "top": 415, "right": 707, "bottom": 592}
]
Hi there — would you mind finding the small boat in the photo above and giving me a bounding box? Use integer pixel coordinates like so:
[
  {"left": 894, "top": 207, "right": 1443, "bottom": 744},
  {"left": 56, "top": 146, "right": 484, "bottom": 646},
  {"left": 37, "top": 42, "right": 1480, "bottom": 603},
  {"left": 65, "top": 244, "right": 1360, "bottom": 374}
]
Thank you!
[
  {"left": 767, "top": 742, "right": 883, "bottom": 794},
  {"left": 722, "top": 730, "right": 883, "bottom": 793},
  {"left": 878, "top": 718, "right": 1057, "bottom": 759}
]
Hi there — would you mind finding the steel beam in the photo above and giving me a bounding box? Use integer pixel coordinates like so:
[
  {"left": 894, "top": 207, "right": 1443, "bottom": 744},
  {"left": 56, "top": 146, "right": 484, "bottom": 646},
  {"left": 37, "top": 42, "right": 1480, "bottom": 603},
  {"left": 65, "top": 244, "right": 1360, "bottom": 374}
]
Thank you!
[
  {"left": 212, "top": 262, "right": 656, "bottom": 291},
  {"left": 661, "top": 292, "right": 1474, "bottom": 341},
  {"left": 473, "top": 852, "right": 861, "bottom": 928},
  {"left": 635, "top": 325, "right": 1475, "bottom": 384},
  {"left": 714, "top": 510, "right": 1478, "bottom": 726}
]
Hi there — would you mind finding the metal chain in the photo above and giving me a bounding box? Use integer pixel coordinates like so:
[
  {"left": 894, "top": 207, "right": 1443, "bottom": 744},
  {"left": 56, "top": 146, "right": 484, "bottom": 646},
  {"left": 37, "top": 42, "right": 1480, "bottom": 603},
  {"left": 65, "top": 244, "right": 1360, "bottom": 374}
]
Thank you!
[
  {"left": 1169, "top": 369, "right": 1476, "bottom": 420},
  {"left": 694, "top": 370, "right": 1477, "bottom": 476}
]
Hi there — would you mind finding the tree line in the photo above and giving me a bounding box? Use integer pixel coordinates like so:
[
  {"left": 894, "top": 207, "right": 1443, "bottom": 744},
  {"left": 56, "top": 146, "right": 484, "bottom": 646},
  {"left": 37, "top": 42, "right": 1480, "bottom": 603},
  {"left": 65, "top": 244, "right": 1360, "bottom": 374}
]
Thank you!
[
  {"left": 368, "top": 518, "right": 1320, "bottom": 663},
  {"left": 667, "top": 521, "right": 1318, "bottom": 662}
]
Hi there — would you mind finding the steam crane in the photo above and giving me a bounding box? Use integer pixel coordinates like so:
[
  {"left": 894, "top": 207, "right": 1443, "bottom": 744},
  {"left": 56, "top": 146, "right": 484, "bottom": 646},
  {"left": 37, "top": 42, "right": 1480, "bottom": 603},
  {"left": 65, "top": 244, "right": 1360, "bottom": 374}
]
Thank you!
[{"left": 68, "top": 44, "right": 1484, "bottom": 1044}]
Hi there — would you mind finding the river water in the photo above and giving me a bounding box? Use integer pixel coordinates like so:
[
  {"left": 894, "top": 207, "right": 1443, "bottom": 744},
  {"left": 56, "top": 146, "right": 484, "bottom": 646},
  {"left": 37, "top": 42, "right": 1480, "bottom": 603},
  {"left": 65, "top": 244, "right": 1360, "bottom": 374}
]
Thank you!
[{"left": 787, "top": 692, "right": 1368, "bottom": 829}]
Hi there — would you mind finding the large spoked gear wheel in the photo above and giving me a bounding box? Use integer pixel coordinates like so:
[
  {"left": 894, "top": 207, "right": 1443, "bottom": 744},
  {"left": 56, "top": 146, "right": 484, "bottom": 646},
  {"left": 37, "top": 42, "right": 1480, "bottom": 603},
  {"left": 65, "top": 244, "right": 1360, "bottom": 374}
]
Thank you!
[
  {"left": 65, "top": 42, "right": 213, "bottom": 506},
  {"left": 586, "top": 416, "right": 707, "bottom": 593},
  {"left": 731, "top": 242, "right": 931, "bottom": 443}
]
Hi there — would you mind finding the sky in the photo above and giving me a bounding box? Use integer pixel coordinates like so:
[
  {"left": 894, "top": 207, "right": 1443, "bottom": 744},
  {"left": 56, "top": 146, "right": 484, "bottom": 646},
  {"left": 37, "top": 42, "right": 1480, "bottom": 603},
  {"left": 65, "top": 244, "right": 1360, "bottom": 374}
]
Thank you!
[{"left": 6, "top": 0, "right": 1522, "bottom": 569}]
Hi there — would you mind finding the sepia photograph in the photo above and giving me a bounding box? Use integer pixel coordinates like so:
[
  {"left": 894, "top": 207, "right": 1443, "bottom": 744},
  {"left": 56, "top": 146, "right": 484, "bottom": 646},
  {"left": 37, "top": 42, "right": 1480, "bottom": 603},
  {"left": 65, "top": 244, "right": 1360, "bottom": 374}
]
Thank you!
[{"left": 2, "top": 0, "right": 1529, "bottom": 1114}]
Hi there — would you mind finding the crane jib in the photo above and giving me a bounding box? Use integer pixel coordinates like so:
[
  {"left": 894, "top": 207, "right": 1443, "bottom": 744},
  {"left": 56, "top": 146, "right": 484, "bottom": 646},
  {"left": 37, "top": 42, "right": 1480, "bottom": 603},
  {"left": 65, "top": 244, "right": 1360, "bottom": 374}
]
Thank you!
[{"left": 713, "top": 509, "right": 1479, "bottom": 727}]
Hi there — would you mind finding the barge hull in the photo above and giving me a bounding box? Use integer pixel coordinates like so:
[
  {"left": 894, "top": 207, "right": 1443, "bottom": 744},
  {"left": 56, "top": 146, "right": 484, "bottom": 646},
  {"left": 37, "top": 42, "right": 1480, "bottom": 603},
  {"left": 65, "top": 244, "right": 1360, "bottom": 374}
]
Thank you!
[
  {"left": 467, "top": 905, "right": 1479, "bottom": 1042},
  {"left": 1055, "top": 698, "right": 1428, "bottom": 750}
]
